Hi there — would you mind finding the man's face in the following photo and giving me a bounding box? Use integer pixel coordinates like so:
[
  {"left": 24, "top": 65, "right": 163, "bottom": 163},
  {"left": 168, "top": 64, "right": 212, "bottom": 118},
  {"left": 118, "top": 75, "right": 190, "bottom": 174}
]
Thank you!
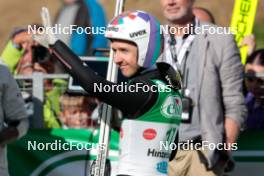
[
  {"left": 111, "top": 40, "right": 139, "bottom": 78},
  {"left": 160, "top": 0, "right": 194, "bottom": 22},
  {"left": 245, "top": 64, "right": 264, "bottom": 98}
]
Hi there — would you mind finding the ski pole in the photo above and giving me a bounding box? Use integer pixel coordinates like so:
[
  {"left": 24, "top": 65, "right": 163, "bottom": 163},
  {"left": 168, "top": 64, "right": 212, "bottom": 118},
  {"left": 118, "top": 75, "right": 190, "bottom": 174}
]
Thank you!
[{"left": 92, "top": 1, "right": 125, "bottom": 176}]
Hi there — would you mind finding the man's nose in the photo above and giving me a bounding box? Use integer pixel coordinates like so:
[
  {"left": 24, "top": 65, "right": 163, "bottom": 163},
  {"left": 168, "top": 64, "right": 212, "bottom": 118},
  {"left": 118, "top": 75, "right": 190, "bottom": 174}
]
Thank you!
[
  {"left": 114, "top": 52, "right": 123, "bottom": 65},
  {"left": 168, "top": 0, "right": 177, "bottom": 5}
]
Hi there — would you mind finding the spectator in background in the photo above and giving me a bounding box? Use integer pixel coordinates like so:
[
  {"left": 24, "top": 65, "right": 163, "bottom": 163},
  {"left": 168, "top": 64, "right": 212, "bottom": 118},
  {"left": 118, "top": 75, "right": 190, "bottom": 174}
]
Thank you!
[
  {"left": 0, "top": 28, "right": 67, "bottom": 128},
  {"left": 59, "top": 94, "right": 97, "bottom": 128},
  {"left": 192, "top": 7, "right": 215, "bottom": 24},
  {"left": 193, "top": 6, "right": 256, "bottom": 57},
  {"left": 159, "top": 0, "right": 247, "bottom": 175},
  {"left": 245, "top": 49, "right": 264, "bottom": 129},
  {"left": 55, "top": 0, "right": 108, "bottom": 56},
  {"left": 0, "top": 61, "right": 29, "bottom": 176},
  {"left": 1, "top": 28, "right": 33, "bottom": 75},
  {"left": 1, "top": 26, "right": 62, "bottom": 75}
]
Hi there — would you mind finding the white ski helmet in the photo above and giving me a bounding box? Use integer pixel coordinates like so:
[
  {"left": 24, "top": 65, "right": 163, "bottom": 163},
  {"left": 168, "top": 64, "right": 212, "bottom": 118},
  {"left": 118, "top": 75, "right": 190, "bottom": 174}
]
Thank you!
[{"left": 105, "top": 10, "right": 164, "bottom": 68}]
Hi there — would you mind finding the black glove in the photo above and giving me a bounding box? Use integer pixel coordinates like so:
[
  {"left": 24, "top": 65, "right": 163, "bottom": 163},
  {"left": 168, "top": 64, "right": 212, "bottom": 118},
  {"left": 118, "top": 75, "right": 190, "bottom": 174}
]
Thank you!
[{"left": 0, "top": 126, "right": 19, "bottom": 145}]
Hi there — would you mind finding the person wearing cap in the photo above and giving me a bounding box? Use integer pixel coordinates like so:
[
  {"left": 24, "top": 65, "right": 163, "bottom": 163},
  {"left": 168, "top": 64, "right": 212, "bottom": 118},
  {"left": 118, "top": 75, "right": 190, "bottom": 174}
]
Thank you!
[
  {"left": 1, "top": 27, "right": 67, "bottom": 128},
  {"left": 34, "top": 8, "right": 182, "bottom": 175}
]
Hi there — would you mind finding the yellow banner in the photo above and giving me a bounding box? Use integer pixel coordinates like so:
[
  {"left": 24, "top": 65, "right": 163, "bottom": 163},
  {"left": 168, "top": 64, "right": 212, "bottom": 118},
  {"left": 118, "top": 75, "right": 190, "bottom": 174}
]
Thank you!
[{"left": 230, "top": 0, "right": 258, "bottom": 64}]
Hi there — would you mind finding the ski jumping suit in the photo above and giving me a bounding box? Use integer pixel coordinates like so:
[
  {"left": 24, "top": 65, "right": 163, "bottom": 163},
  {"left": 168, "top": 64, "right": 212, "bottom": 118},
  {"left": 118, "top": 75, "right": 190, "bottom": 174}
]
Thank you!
[{"left": 50, "top": 40, "right": 182, "bottom": 176}]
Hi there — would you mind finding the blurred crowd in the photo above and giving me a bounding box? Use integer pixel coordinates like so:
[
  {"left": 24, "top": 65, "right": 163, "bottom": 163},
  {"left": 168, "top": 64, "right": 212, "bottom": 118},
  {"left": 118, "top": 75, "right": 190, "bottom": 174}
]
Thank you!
[
  {"left": 193, "top": 6, "right": 263, "bottom": 130},
  {"left": 0, "top": 0, "right": 262, "bottom": 134},
  {"left": 194, "top": 7, "right": 264, "bottom": 130},
  {"left": 0, "top": 0, "right": 109, "bottom": 129},
  {"left": 0, "top": 0, "right": 263, "bottom": 131},
  {"left": 0, "top": 0, "right": 263, "bottom": 175}
]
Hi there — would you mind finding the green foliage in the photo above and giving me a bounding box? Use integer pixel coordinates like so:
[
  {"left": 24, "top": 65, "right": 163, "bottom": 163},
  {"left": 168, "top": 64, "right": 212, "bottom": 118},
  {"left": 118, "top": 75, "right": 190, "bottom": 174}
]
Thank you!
[{"left": 254, "top": 23, "right": 264, "bottom": 49}]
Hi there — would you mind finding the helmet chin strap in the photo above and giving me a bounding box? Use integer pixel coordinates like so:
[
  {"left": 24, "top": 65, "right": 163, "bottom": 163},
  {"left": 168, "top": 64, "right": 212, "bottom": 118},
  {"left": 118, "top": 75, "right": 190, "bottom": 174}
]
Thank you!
[
  {"left": 132, "top": 64, "right": 157, "bottom": 78},
  {"left": 141, "top": 64, "right": 157, "bottom": 72}
]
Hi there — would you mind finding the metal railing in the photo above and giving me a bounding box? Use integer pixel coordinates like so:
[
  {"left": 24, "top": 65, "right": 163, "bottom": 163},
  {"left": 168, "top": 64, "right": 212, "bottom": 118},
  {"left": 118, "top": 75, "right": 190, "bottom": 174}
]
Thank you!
[{"left": 15, "top": 73, "right": 69, "bottom": 128}]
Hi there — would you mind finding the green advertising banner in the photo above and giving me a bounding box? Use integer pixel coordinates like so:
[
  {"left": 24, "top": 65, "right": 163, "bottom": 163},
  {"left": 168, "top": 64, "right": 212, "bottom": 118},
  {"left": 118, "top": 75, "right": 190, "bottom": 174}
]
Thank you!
[
  {"left": 7, "top": 129, "right": 264, "bottom": 176},
  {"left": 231, "top": 130, "right": 264, "bottom": 175},
  {"left": 7, "top": 129, "right": 119, "bottom": 176}
]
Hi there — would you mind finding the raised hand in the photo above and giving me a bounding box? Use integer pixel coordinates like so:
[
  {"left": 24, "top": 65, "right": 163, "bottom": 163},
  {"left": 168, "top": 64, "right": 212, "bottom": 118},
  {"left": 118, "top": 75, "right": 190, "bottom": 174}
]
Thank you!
[{"left": 32, "top": 7, "right": 57, "bottom": 48}]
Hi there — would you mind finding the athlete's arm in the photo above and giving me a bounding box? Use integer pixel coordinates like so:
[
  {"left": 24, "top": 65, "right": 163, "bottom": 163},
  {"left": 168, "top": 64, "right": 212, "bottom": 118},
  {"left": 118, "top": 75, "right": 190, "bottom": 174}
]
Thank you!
[{"left": 50, "top": 40, "right": 157, "bottom": 117}]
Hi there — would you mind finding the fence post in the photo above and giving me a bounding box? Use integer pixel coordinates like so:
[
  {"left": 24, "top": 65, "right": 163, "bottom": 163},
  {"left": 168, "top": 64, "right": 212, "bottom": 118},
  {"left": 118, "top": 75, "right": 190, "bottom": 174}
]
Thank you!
[{"left": 32, "top": 72, "right": 44, "bottom": 128}]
